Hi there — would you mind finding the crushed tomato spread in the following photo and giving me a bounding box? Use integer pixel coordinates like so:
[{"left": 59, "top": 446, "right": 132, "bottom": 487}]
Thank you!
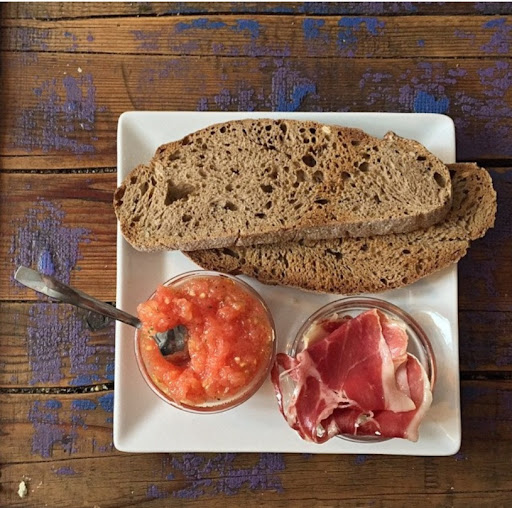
[{"left": 137, "top": 275, "right": 274, "bottom": 406}]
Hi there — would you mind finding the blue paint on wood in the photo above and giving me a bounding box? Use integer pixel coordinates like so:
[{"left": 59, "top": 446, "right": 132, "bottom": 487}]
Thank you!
[
  {"left": 301, "top": 2, "right": 332, "bottom": 14},
  {"left": 303, "top": 18, "right": 326, "bottom": 40},
  {"left": 28, "top": 401, "right": 64, "bottom": 458},
  {"left": 55, "top": 466, "right": 78, "bottom": 475},
  {"left": 98, "top": 393, "right": 114, "bottom": 413},
  {"left": 458, "top": 61, "right": 512, "bottom": 157},
  {"left": 9, "top": 194, "right": 114, "bottom": 387},
  {"left": 484, "top": 18, "right": 507, "bottom": 29},
  {"left": 340, "top": 16, "right": 384, "bottom": 35},
  {"left": 16, "top": 27, "right": 49, "bottom": 51},
  {"left": 197, "top": 97, "right": 208, "bottom": 111},
  {"left": 45, "top": 399, "right": 62, "bottom": 409},
  {"left": 271, "top": 65, "right": 317, "bottom": 111},
  {"left": 175, "top": 18, "right": 227, "bottom": 32},
  {"left": 164, "top": 453, "right": 285, "bottom": 498},
  {"left": 105, "top": 362, "right": 115, "bottom": 381},
  {"left": 481, "top": 18, "right": 511, "bottom": 54},
  {"left": 37, "top": 248, "right": 55, "bottom": 276},
  {"left": 454, "top": 451, "right": 467, "bottom": 461},
  {"left": 163, "top": 2, "right": 419, "bottom": 15},
  {"left": 69, "top": 374, "right": 101, "bottom": 386},
  {"left": 266, "top": 4, "right": 296, "bottom": 14},
  {"left": 147, "top": 485, "right": 169, "bottom": 499},
  {"left": 71, "top": 399, "right": 97, "bottom": 410},
  {"left": 10, "top": 198, "right": 114, "bottom": 386},
  {"left": 233, "top": 19, "right": 260, "bottom": 39},
  {"left": 413, "top": 90, "right": 450, "bottom": 113},
  {"left": 214, "top": 88, "right": 232, "bottom": 110},
  {"left": 475, "top": 2, "right": 512, "bottom": 14},
  {"left": 454, "top": 29, "right": 475, "bottom": 40},
  {"left": 210, "top": 84, "right": 257, "bottom": 111},
  {"left": 92, "top": 438, "right": 114, "bottom": 454},
  {"left": 299, "top": 2, "right": 414, "bottom": 15},
  {"left": 131, "top": 30, "right": 161, "bottom": 51},
  {"left": 16, "top": 73, "right": 98, "bottom": 154},
  {"left": 25, "top": 305, "right": 96, "bottom": 386},
  {"left": 337, "top": 17, "right": 385, "bottom": 55},
  {"left": 63, "top": 31, "right": 78, "bottom": 52},
  {"left": 71, "top": 414, "right": 88, "bottom": 429}
]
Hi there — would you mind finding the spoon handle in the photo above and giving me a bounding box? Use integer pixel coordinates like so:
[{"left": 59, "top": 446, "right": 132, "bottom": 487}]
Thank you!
[{"left": 14, "top": 266, "right": 141, "bottom": 329}]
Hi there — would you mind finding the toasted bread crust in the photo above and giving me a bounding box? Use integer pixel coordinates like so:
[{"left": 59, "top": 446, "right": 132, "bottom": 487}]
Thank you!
[
  {"left": 186, "top": 163, "right": 496, "bottom": 294},
  {"left": 114, "top": 119, "right": 452, "bottom": 251}
]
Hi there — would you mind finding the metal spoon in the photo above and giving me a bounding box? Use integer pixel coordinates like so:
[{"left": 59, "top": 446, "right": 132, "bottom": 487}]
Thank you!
[{"left": 14, "top": 266, "right": 188, "bottom": 357}]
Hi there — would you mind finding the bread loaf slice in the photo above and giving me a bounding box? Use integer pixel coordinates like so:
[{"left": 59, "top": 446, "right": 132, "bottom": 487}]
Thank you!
[
  {"left": 187, "top": 164, "right": 496, "bottom": 294},
  {"left": 114, "top": 119, "right": 452, "bottom": 251}
]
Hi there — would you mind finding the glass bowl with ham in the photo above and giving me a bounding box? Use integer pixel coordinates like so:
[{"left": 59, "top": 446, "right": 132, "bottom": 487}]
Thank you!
[
  {"left": 135, "top": 271, "right": 276, "bottom": 413},
  {"left": 271, "top": 297, "right": 436, "bottom": 444}
]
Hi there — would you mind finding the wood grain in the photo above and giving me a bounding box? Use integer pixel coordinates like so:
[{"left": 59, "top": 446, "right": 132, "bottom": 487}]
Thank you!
[
  {"left": 0, "top": 302, "right": 115, "bottom": 388},
  {"left": 3, "top": 15, "right": 511, "bottom": 58},
  {"left": 458, "top": 168, "right": 512, "bottom": 312},
  {"left": 1, "top": 381, "right": 512, "bottom": 507},
  {"left": 0, "top": 172, "right": 117, "bottom": 301},
  {"left": 457, "top": 310, "right": 511, "bottom": 372},
  {"left": 1, "top": 52, "right": 511, "bottom": 170},
  {"left": 4, "top": 2, "right": 511, "bottom": 20},
  {"left": 0, "top": 391, "right": 117, "bottom": 464}
]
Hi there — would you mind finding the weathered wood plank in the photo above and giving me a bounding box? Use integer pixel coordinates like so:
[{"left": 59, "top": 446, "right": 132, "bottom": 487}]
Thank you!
[
  {"left": 0, "top": 172, "right": 117, "bottom": 301},
  {"left": 0, "top": 155, "right": 112, "bottom": 171},
  {"left": 459, "top": 311, "right": 512, "bottom": 371},
  {"left": 4, "top": 2, "right": 511, "bottom": 20},
  {"left": 2, "top": 457, "right": 511, "bottom": 508},
  {"left": 458, "top": 168, "right": 512, "bottom": 312},
  {"left": 3, "top": 15, "right": 512, "bottom": 58},
  {"left": 1, "top": 52, "right": 511, "bottom": 169},
  {"left": 1, "top": 381, "right": 512, "bottom": 506},
  {"left": 0, "top": 391, "right": 117, "bottom": 463},
  {"left": 0, "top": 302, "right": 115, "bottom": 388}
]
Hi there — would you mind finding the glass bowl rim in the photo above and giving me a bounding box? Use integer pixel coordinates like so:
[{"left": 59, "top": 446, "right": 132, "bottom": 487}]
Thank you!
[
  {"left": 287, "top": 295, "right": 436, "bottom": 443},
  {"left": 134, "top": 270, "right": 277, "bottom": 414}
]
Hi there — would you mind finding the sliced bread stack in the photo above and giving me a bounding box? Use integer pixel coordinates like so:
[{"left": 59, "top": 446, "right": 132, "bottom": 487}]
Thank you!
[
  {"left": 187, "top": 163, "right": 496, "bottom": 293},
  {"left": 114, "top": 119, "right": 452, "bottom": 250},
  {"left": 114, "top": 119, "right": 496, "bottom": 294}
]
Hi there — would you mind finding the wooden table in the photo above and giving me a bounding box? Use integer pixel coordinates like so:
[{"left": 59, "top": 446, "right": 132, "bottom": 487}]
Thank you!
[{"left": 1, "top": 2, "right": 511, "bottom": 506}]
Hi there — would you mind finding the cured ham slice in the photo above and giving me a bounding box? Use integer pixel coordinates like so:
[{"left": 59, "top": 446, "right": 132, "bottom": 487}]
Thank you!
[
  {"left": 324, "top": 354, "right": 432, "bottom": 441},
  {"left": 381, "top": 314, "right": 409, "bottom": 369},
  {"left": 272, "top": 309, "right": 432, "bottom": 443}
]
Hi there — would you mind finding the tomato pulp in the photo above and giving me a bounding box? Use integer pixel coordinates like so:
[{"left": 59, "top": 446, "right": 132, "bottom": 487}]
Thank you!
[{"left": 137, "top": 275, "right": 274, "bottom": 407}]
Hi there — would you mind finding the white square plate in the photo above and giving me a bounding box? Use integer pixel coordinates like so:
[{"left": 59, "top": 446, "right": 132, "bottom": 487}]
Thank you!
[{"left": 114, "top": 112, "right": 460, "bottom": 455}]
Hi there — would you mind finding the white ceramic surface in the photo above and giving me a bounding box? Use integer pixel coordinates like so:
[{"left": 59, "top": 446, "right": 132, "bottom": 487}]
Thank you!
[{"left": 114, "top": 112, "right": 460, "bottom": 455}]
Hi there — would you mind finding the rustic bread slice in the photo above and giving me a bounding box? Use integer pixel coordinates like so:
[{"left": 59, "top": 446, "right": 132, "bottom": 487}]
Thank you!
[
  {"left": 187, "top": 164, "right": 496, "bottom": 294},
  {"left": 113, "top": 119, "right": 452, "bottom": 251}
]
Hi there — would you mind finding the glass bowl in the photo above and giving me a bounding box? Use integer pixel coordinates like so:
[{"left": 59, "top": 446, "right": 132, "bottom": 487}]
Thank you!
[
  {"left": 283, "top": 296, "right": 436, "bottom": 443},
  {"left": 135, "top": 271, "right": 276, "bottom": 414}
]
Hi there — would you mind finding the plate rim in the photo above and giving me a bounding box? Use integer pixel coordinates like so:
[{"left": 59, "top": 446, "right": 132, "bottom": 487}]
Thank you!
[{"left": 114, "top": 111, "right": 460, "bottom": 455}]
